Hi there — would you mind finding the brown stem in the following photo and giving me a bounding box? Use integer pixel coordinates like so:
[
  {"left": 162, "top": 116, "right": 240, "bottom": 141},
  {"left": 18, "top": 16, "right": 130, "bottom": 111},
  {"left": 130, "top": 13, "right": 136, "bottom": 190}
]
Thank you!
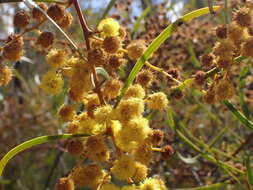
[{"left": 72, "top": 0, "right": 105, "bottom": 105}]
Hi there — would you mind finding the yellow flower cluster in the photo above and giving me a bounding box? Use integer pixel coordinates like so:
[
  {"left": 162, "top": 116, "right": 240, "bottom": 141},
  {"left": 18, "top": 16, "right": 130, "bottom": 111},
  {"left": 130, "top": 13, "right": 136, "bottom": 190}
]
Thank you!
[{"left": 0, "top": 13, "right": 172, "bottom": 189}]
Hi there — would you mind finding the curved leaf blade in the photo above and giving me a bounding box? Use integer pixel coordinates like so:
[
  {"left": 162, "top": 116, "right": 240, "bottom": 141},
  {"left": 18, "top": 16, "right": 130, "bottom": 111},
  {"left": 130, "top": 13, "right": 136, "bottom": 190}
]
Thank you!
[
  {"left": 0, "top": 134, "right": 88, "bottom": 176},
  {"left": 119, "top": 6, "right": 221, "bottom": 100},
  {"left": 245, "top": 156, "right": 253, "bottom": 187},
  {"left": 224, "top": 100, "right": 253, "bottom": 130}
]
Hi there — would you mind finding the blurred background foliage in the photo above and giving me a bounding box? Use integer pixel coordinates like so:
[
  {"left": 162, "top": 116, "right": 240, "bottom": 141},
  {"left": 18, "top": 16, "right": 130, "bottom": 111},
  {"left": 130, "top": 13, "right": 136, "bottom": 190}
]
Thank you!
[{"left": 0, "top": 0, "right": 252, "bottom": 189}]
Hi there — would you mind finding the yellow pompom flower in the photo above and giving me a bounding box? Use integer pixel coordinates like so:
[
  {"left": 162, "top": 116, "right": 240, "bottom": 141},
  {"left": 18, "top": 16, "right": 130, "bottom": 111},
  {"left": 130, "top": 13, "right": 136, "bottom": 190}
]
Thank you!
[
  {"left": 134, "top": 142, "right": 153, "bottom": 165},
  {"left": 116, "top": 98, "right": 144, "bottom": 122},
  {"left": 140, "top": 178, "right": 167, "bottom": 190},
  {"left": 131, "top": 162, "right": 148, "bottom": 182},
  {"left": 94, "top": 105, "right": 113, "bottom": 124},
  {"left": 119, "top": 117, "right": 151, "bottom": 144},
  {"left": 146, "top": 92, "right": 169, "bottom": 110},
  {"left": 98, "top": 18, "right": 120, "bottom": 38},
  {"left": 115, "top": 130, "right": 139, "bottom": 152},
  {"left": 40, "top": 70, "right": 64, "bottom": 94},
  {"left": 77, "top": 112, "right": 106, "bottom": 135},
  {"left": 46, "top": 49, "right": 67, "bottom": 68},
  {"left": 111, "top": 154, "right": 137, "bottom": 180},
  {"left": 70, "top": 164, "right": 106, "bottom": 188},
  {"left": 124, "top": 84, "right": 146, "bottom": 99},
  {"left": 58, "top": 104, "right": 76, "bottom": 121},
  {"left": 101, "top": 184, "right": 121, "bottom": 190}
]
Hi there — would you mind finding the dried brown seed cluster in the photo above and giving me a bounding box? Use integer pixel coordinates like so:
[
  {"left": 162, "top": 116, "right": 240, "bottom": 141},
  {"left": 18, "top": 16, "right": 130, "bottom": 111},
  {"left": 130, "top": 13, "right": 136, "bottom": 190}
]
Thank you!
[
  {"left": 32, "top": 2, "right": 48, "bottom": 21},
  {"left": 47, "top": 4, "right": 65, "bottom": 22},
  {"left": 36, "top": 31, "right": 54, "bottom": 48},
  {"left": 13, "top": 11, "right": 30, "bottom": 28},
  {"left": 2, "top": 35, "right": 24, "bottom": 62}
]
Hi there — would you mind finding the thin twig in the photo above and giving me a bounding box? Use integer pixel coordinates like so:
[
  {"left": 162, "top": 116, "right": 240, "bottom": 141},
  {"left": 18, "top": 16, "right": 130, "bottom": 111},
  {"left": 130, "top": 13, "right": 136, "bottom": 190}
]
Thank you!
[
  {"left": 44, "top": 141, "right": 68, "bottom": 190},
  {"left": 208, "top": 0, "right": 215, "bottom": 14},
  {"left": 72, "top": 0, "right": 105, "bottom": 105}
]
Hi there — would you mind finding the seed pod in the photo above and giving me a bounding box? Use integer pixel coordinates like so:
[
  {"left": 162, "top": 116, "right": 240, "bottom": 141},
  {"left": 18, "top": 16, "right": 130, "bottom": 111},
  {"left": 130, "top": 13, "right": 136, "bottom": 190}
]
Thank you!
[
  {"left": 32, "top": 3, "right": 48, "bottom": 22},
  {"left": 13, "top": 11, "right": 30, "bottom": 28},
  {"left": 103, "top": 36, "right": 121, "bottom": 53},
  {"left": 58, "top": 12, "right": 73, "bottom": 28},
  {"left": 36, "top": 31, "right": 54, "bottom": 48},
  {"left": 56, "top": 177, "right": 74, "bottom": 190},
  {"left": 47, "top": 4, "right": 65, "bottom": 22}
]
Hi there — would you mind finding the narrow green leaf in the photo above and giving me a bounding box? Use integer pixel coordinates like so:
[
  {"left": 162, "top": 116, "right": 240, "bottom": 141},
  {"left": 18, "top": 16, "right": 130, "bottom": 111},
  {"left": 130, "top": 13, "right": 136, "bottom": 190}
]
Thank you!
[
  {"left": 239, "top": 66, "right": 250, "bottom": 118},
  {"left": 131, "top": 6, "right": 151, "bottom": 37},
  {"left": 224, "top": 100, "right": 253, "bottom": 130},
  {"left": 187, "top": 42, "right": 201, "bottom": 68},
  {"left": 95, "top": 0, "right": 117, "bottom": 27},
  {"left": 0, "top": 134, "right": 88, "bottom": 176},
  {"left": 245, "top": 156, "right": 253, "bottom": 187},
  {"left": 167, "top": 107, "right": 175, "bottom": 130},
  {"left": 119, "top": 6, "right": 221, "bottom": 100},
  {"left": 174, "top": 182, "right": 227, "bottom": 190}
]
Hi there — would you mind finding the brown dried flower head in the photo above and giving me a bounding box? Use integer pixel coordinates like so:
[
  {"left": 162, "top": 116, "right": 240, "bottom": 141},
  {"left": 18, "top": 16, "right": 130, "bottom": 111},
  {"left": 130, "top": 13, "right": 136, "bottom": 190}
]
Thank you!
[
  {"left": 58, "top": 12, "right": 73, "bottom": 28},
  {"left": 36, "top": 31, "right": 54, "bottom": 48},
  {"left": 32, "top": 3, "right": 48, "bottom": 22},
  {"left": 3, "top": 35, "right": 24, "bottom": 62},
  {"left": 13, "top": 11, "right": 30, "bottom": 28},
  {"left": 103, "top": 36, "right": 121, "bottom": 54},
  {"left": 234, "top": 7, "right": 252, "bottom": 27},
  {"left": 47, "top": 4, "right": 65, "bottom": 22},
  {"left": 127, "top": 40, "right": 146, "bottom": 60},
  {"left": 67, "top": 140, "right": 84, "bottom": 156},
  {"left": 215, "top": 24, "right": 227, "bottom": 39}
]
